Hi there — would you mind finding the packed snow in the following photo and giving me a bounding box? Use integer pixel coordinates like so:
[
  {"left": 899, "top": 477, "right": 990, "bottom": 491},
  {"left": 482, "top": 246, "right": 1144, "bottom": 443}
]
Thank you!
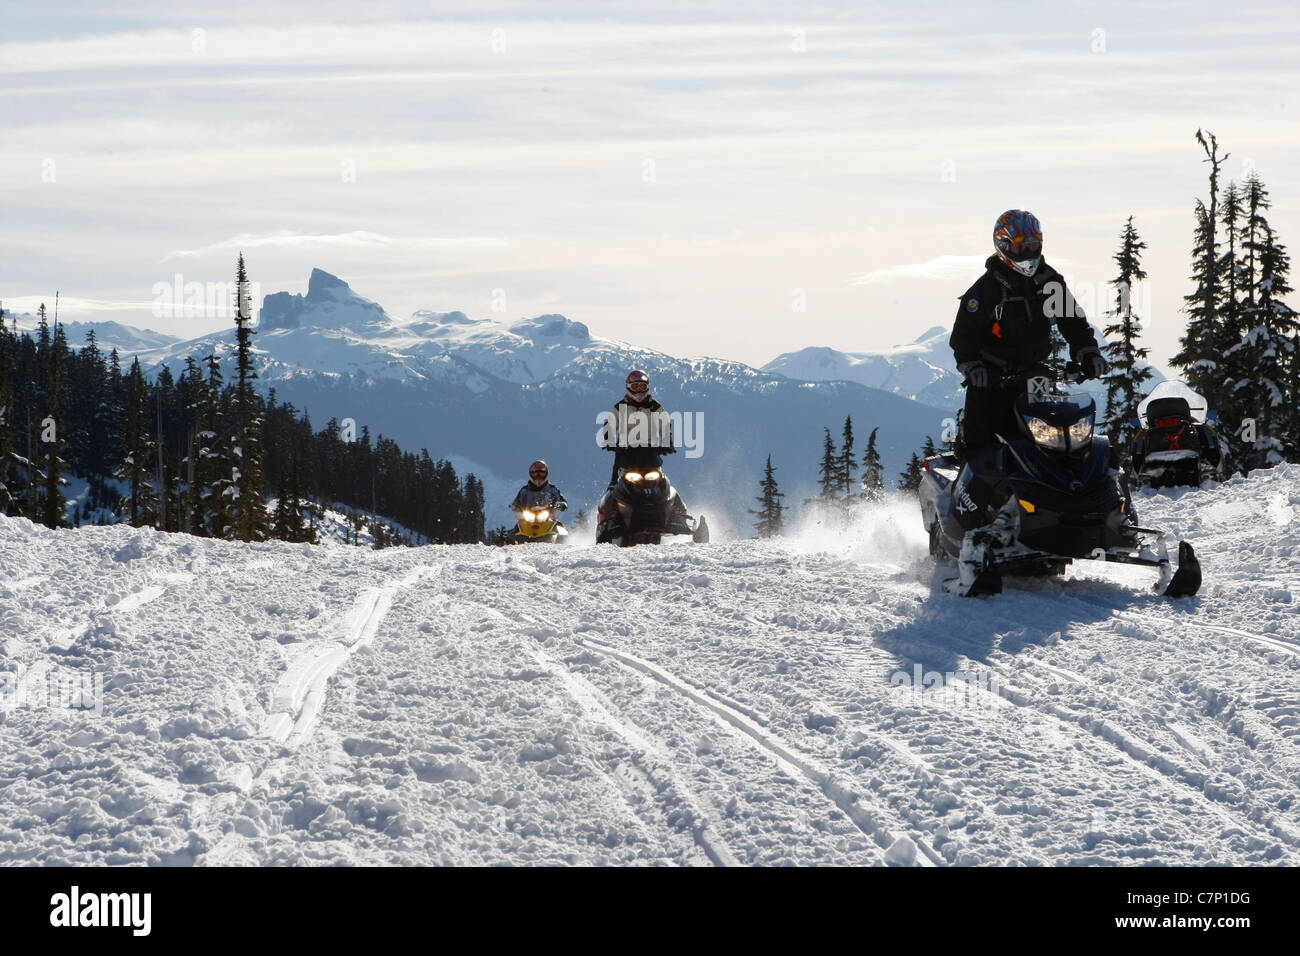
[{"left": 1, "top": 466, "right": 1297, "bottom": 865}]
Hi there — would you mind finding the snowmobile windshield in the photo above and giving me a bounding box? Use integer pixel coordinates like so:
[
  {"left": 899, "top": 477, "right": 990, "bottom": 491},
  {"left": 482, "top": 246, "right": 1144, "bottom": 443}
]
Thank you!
[
  {"left": 1015, "top": 393, "right": 1096, "bottom": 456},
  {"left": 1138, "top": 380, "right": 1208, "bottom": 424}
]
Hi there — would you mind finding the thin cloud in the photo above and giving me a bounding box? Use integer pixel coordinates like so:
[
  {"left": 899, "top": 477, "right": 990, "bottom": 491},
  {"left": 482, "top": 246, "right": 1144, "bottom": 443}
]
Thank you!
[
  {"left": 163, "top": 231, "right": 509, "bottom": 261},
  {"left": 851, "top": 255, "right": 988, "bottom": 286},
  {"left": 852, "top": 253, "right": 1076, "bottom": 286},
  {"left": 1, "top": 295, "right": 158, "bottom": 315}
]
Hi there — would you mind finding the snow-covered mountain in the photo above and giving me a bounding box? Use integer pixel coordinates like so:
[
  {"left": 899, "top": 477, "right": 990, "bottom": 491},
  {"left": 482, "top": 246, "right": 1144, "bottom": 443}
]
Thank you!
[
  {"left": 764, "top": 324, "right": 1166, "bottom": 417},
  {"left": 8, "top": 317, "right": 180, "bottom": 357},
  {"left": 2, "top": 464, "right": 1296, "bottom": 865},
  {"left": 765, "top": 326, "right": 959, "bottom": 408},
  {"left": 129, "top": 269, "right": 951, "bottom": 527}
]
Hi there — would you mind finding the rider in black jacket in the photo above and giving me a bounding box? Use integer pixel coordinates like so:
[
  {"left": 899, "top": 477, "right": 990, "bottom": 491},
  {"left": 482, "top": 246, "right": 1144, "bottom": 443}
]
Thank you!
[
  {"left": 947, "top": 210, "right": 1110, "bottom": 596},
  {"left": 951, "top": 209, "right": 1107, "bottom": 451}
]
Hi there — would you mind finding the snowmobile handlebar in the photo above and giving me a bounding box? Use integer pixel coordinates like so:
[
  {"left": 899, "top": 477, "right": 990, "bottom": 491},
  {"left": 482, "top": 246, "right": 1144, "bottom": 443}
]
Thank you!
[{"left": 968, "top": 360, "right": 1087, "bottom": 389}]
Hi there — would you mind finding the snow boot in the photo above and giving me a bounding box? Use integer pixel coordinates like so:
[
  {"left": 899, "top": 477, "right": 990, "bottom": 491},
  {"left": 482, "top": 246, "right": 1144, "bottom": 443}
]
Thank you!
[{"left": 949, "top": 530, "right": 1002, "bottom": 597}]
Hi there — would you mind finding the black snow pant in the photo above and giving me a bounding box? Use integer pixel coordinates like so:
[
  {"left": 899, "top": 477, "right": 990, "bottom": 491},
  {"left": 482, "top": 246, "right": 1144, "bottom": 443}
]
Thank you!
[{"left": 961, "top": 382, "right": 1024, "bottom": 453}]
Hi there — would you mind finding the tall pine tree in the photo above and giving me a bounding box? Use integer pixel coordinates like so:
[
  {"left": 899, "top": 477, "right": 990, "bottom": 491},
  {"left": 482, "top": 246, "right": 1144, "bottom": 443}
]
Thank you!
[
  {"left": 228, "top": 254, "right": 270, "bottom": 541},
  {"left": 835, "top": 416, "right": 857, "bottom": 511},
  {"left": 115, "top": 357, "right": 158, "bottom": 527},
  {"left": 1100, "top": 217, "right": 1154, "bottom": 453},
  {"left": 860, "top": 426, "right": 884, "bottom": 502},
  {"left": 1171, "top": 130, "right": 1228, "bottom": 408},
  {"left": 750, "top": 455, "right": 785, "bottom": 537}
]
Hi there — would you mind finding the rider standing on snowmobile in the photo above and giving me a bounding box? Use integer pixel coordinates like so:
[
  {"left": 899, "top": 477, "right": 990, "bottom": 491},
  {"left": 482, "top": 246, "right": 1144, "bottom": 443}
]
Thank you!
[
  {"left": 600, "top": 370, "right": 676, "bottom": 488},
  {"left": 951, "top": 209, "right": 1108, "bottom": 452},
  {"left": 947, "top": 209, "right": 1109, "bottom": 595},
  {"left": 510, "top": 460, "right": 568, "bottom": 515}
]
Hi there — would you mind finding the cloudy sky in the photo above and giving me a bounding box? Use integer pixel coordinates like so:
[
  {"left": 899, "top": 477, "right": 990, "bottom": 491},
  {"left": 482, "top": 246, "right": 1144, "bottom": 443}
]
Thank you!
[{"left": 3, "top": 0, "right": 1298, "bottom": 373}]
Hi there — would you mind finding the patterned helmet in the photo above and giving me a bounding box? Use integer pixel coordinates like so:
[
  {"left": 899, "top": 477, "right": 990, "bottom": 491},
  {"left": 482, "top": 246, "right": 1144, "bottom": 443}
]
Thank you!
[
  {"left": 529, "top": 459, "right": 548, "bottom": 484},
  {"left": 625, "top": 369, "right": 650, "bottom": 403},
  {"left": 993, "top": 209, "right": 1043, "bottom": 277}
]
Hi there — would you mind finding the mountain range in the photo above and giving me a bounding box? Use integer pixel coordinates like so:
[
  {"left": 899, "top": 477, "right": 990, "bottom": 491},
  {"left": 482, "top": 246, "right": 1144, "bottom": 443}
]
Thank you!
[{"left": 16, "top": 269, "right": 1154, "bottom": 529}]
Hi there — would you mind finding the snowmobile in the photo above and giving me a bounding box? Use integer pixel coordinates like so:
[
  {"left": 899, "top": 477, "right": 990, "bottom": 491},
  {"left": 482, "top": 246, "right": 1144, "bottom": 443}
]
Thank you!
[
  {"left": 595, "top": 450, "right": 709, "bottom": 546},
  {"left": 511, "top": 488, "right": 569, "bottom": 544},
  {"left": 1130, "top": 381, "right": 1225, "bottom": 489},
  {"left": 919, "top": 364, "right": 1201, "bottom": 598},
  {"left": 512, "top": 506, "right": 568, "bottom": 544}
]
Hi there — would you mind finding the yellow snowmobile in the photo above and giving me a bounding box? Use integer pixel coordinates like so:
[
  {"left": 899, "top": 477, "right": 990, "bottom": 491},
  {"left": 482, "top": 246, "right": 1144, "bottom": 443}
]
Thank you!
[{"left": 513, "top": 505, "right": 568, "bottom": 544}]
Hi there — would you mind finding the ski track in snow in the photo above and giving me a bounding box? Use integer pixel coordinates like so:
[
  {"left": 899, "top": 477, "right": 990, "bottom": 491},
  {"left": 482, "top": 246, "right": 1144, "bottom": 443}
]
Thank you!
[{"left": 0, "top": 466, "right": 1297, "bottom": 865}]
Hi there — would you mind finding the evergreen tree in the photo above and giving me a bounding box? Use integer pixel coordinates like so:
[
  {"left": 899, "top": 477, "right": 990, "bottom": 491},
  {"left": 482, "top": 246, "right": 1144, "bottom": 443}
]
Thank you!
[
  {"left": 0, "top": 318, "right": 17, "bottom": 513},
  {"left": 1228, "top": 177, "right": 1299, "bottom": 469},
  {"left": 1100, "top": 217, "right": 1154, "bottom": 453},
  {"left": 115, "top": 358, "right": 157, "bottom": 527},
  {"left": 859, "top": 427, "right": 884, "bottom": 501},
  {"left": 835, "top": 416, "right": 857, "bottom": 510},
  {"left": 1171, "top": 130, "right": 1228, "bottom": 407},
  {"left": 228, "top": 254, "right": 270, "bottom": 541},
  {"left": 459, "top": 474, "right": 486, "bottom": 543},
  {"left": 897, "top": 452, "right": 923, "bottom": 494},
  {"left": 196, "top": 353, "right": 230, "bottom": 537},
  {"left": 804, "top": 428, "right": 839, "bottom": 519},
  {"left": 817, "top": 428, "right": 836, "bottom": 501},
  {"left": 750, "top": 455, "right": 785, "bottom": 537},
  {"left": 39, "top": 322, "right": 70, "bottom": 528}
]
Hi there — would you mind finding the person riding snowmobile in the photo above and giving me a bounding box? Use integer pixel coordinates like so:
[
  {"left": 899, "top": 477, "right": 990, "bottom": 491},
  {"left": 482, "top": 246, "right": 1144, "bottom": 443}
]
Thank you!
[
  {"left": 510, "top": 459, "right": 568, "bottom": 516},
  {"left": 951, "top": 209, "right": 1108, "bottom": 451},
  {"left": 596, "top": 370, "right": 691, "bottom": 538},
  {"left": 947, "top": 209, "right": 1111, "bottom": 594},
  {"left": 601, "top": 370, "right": 678, "bottom": 488}
]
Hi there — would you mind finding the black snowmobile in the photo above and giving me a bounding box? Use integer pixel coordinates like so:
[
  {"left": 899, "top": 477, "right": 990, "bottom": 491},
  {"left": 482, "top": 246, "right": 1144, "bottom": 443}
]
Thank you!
[
  {"left": 919, "top": 364, "right": 1201, "bottom": 598},
  {"left": 596, "top": 449, "right": 709, "bottom": 546},
  {"left": 1129, "top": 381, "right": 1225, "bottom": 489}
]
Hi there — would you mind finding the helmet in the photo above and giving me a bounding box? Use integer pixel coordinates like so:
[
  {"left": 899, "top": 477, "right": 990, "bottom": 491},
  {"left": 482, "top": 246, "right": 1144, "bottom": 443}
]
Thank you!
[
  {"left": 625, "top": 369, "right": 650, "bottom": 404},
  {"left": 993, "top": 209, "right": 1043, "bottom": 277},
  {"left": 529, "top": 459, "right": 548, "bottom": 485}
]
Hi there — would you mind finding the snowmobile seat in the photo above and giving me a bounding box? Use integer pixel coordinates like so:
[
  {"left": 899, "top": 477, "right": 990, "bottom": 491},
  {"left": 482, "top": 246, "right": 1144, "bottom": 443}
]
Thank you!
[{"left": 1144, "top": 396, "right": 1193, "bottom": 429}]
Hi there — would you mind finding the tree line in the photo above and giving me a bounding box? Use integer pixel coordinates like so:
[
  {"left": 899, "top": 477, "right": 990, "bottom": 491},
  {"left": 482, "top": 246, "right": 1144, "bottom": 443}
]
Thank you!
[
  {"left": 750, "top": 418, "right": 937, "bottom": 537},
  {"left": 0, "top": 255, "right": 485, "bottom": 546}
]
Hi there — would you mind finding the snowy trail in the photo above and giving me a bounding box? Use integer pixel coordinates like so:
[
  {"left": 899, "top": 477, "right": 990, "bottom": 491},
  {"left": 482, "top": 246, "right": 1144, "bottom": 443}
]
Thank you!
[
  {"left": 0, "top": 466, "right": 1297, "bottom": 865},
  {"left": 263, "top": 565, "right": 439, "bottom": 748}
]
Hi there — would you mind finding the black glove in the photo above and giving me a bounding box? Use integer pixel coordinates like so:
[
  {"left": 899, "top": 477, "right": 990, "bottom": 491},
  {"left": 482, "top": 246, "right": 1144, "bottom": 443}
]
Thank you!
[
  {"left": 1078, "top": 347, "right": 1108, "bottom": 380},
  {"left": 553, "top": 500, "right": 567, "bottom": 512},
  {"left": 958, "top": 361, "right": 990, "bottom": 389}
]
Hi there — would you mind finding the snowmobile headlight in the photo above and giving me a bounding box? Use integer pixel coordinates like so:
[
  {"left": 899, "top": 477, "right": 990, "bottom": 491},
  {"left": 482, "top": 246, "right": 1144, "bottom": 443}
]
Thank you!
[
  {"left": 644, "top": 470, "right": 661, "bottom": 481},
  {"left": 1068, "top": 418, "right": 1094, "bottom": 446},
  {"left": 624, "top": 471, "right": 643, "bottom": 483},
  {"left": 1024, "top": 416, "right": 1066, "bottom": 452},
  {"left": 521, "top": 509, "right": 536, "bottom": 522},
  {"left": 536, "top": 509, "right": 550, "bottom": 522}
]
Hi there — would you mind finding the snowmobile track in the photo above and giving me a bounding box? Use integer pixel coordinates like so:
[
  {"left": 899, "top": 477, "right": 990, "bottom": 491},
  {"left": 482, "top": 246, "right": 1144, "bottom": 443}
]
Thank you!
[
  {"left": 981, "top": 660, "right": 1300, "bottom": 851},
  {"left": 579, "top": 635, "right": 942, "bottom": 866},
  {"left": 262, "top": 565, "right": 439, "bottom": 749},
  {"left": 526, "top": 642, "right": 740, "bottom": 866}
]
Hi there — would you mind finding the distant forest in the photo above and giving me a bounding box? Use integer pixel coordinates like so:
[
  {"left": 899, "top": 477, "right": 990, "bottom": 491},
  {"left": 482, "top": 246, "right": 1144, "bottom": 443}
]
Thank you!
[{"left": 0, "top": 255, "right": 485, "bottom": 547}]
